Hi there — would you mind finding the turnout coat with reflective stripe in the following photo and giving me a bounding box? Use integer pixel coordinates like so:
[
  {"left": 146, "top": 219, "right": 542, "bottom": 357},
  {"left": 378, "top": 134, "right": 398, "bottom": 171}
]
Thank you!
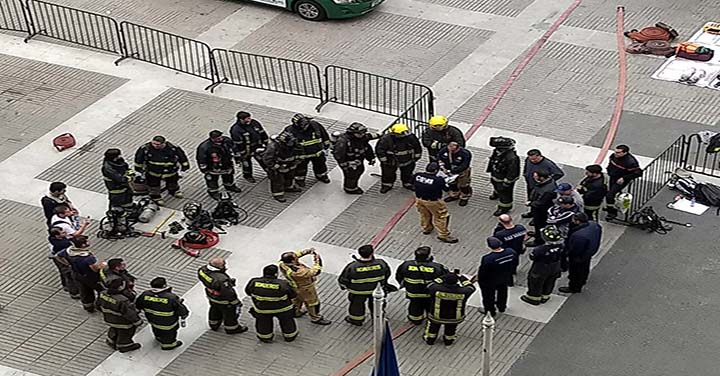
[
  {"left": 135, "top": 288, "right": 189, "bottom": 331},
  {"left": 99, "top": 291, "right": 142, "bottom": 329},
  {"left": 338, "top": 258, "right": 391, "bottom": 295},
  {"left": 244, "top": 277, "right": 296, "bottom": 314},
  {"left": 426, "top": 277, "right": 476, "bottom": 324},
  {"left": 197, "top": 265, "right": 240, "bottom": 305},
  {"left": 395, "top": 260, "right": 449, "bottom": 298}
]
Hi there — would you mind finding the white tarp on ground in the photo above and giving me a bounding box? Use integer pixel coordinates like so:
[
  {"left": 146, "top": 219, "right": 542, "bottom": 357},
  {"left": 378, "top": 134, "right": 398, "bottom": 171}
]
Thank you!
[{"left": 652, "top": 22, "right": 720, "bottom": 91}]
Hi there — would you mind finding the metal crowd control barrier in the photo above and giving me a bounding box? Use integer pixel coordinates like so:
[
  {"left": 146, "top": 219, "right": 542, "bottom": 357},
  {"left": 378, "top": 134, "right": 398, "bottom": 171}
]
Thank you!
[
  {"left": 24, "top": 0, "right": 121, "bottom": 54},
  {"left": 387, "top": 91, "right": 433, "bottom": 138},
  {"left": 117, "top": 21, "right": 217, "bottom": 88},
  {"left": 0, "top": 0, "right": 28, "bottom": 32},
  {"left": 211, "top": 49, "right": 323, "bottom": 98},
  {"left": 623, "top": 135, "right": 686, "bottom": 215},
  {"left": 320, "top": 65, "right": 434, "bottom": 117},
  {"left": 682, "top": 133, "right": 720, "bottom": 178}
]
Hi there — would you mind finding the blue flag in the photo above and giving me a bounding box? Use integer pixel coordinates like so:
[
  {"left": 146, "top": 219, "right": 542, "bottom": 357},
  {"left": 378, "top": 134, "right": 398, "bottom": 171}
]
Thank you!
[{"left": 373, "top": 321, "right": 400, "bottom": 376}]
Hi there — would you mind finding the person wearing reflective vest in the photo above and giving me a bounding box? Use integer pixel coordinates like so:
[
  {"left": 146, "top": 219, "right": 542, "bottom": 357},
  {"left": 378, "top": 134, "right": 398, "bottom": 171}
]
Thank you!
[
  {"left": 279, "top": 248, "right": 332, "bottom": 325},
  {"left": 331, "top": 122, "right": 380, "bottom": 194},
  {"left": 395, "top": 246, "right": 449, "bottom": 324},
  {"left": 133, "top": 135, "right": 190, "bottom": 206},
  {"left": 421, "top": 115, "right": 465, "bottom": 162},
  {"left": 245, "top": 265, "right": 299, "bottom": 343},
  {"left": 521, "top": 225, "right": 564, "bottom": 305},
  {"left": 261, "top": 131, "right": 302, "bottom": 203},
  {"left": 136, "top": 277, "right": 189, "bottom": 350},
  {"left": 338, "top": 245, "right": 393, "bottom": 326},
  {"left": 101, "top": 148, "right": 134, "bottom": 210},
  {"left": 99, "top": 278, "right": 143, "bottom": 353},
  {"left": 375, "top": 123, "right": 422, "bottom": 193},
  {"left": 424, "top": 272, "right": 476, "bottom": 346},
  {"left": 197, "top": 257, "right": 248, "bottom": 334},
  {"left": 486, "top": 137, "right": 520, "bottom": 216},
  {"left": 196, "top": 130, "right": 243, "bottom": 200},
  {"left": 100, "top": 258, "right": 137, "bottom": 301},
  {"left": 284, "top": 113, "right": 331, "bottom": 187}
]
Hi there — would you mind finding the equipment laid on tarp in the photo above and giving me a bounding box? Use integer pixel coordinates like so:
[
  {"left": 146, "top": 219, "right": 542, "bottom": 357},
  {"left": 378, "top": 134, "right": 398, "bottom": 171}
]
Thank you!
[
  {"left": 667, "top": 169, "right": 720, "bottom": 216},
  {"left": 652, "top": 22, "right": 720, "bottom": 91}
]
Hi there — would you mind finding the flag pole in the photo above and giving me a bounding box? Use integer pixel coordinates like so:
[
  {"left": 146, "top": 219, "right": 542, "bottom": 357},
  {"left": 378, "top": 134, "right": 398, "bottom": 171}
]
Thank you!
[
  {"left": 372, "top": 284, "right": 385, "bottom": 375},
  {"left": 481, "top": 312, "right": 495, "bottom": 376}
]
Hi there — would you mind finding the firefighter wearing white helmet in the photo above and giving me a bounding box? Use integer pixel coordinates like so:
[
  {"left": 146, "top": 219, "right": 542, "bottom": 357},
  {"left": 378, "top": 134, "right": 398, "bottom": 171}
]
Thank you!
[
  {"left": 375, "top": 124, "right": 422, "bottom": 193},
  {"left": 422, "top": 115, "right": 465, "bottom": 162}
]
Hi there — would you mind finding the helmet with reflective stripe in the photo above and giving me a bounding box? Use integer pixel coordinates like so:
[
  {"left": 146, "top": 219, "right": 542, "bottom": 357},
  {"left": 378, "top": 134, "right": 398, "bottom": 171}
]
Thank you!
[
  {"left": 183, "top": 202, "right": 202, "bottom": 221},
  {"left": 291, "top": 113, "right": 310, "bottom": 130},
  {"left": 347, "top": 122, "right": 367, "bottom": 135},
  {"left": 277, "top": 131, "right": 296, "bottom": 147},
  {"left": 390, "top": 123, "right": 410, "bottom": 136},
  {"left": 540, "top": 225, "right": 562, "bottom": 243},
  {"left": 428, "top": 115, "right": 448, "bottom": 130}
]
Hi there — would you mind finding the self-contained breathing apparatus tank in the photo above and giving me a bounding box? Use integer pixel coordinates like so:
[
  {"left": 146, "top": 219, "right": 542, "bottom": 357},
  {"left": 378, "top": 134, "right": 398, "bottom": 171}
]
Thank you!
[
  {"left": 98, "top": 206, "right": 139, "bottom": 240},
  {"left": 136, "top": 197, "right": 159, "bottom": 223}
]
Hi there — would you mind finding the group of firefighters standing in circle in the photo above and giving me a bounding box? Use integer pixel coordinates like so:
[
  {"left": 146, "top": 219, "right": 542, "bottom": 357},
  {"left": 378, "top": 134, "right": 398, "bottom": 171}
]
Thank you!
[{"left": 90, "top": 111, "right": 644, "bottom": 349}]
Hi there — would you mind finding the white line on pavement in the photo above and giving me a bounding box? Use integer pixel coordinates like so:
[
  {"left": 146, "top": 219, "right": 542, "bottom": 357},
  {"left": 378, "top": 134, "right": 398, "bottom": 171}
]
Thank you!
[{"left": 194, "top": 4, "right": 280, "bottom": 50}]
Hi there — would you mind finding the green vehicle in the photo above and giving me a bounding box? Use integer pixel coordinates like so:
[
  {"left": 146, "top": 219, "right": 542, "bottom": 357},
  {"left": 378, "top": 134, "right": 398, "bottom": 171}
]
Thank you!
[{"left": 246, "top": 0, "right": 384, "bottom": 21}]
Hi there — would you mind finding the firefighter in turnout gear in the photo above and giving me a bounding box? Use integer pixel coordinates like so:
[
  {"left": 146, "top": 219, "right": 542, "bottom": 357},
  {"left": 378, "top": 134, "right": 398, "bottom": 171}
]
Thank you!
[
  {"left": 196, "top": 130, "right": 243, "bottom": 200},
  {"left": 135, "top": 277, "right": 189, "bottom": 350},
  {"left": 262, "top": 132, "right": 302, "bottom": 203},
  {"left": 100, "top": 258, "right": 137, "bottom": 301},
  {"left": 279, "top": 248, "right": 332, "bottom": 325},
  {"left": 338, "top": 245, "right": 393, "bottom": 326},
  {"left": 487, "top": 137, "right": 520, "bottom": 216},
  {"left": 230, "top": 111, "right": 269, "bottom": 183},
  {"left": 100, "top": 278, "right": 143, "bottom": 353},
  {"left": 245, "top": 265, "right": 299, "bottom": 342},
  {"left": 284, "top": 113, "right": 331, "bottom": 187},
  {"left": 395, "top": 246, "right": 449, "bottom": 324},
  {"left": 521, "top": 226, "right": 563, "bottom": 305},
  {"left": 376, "top": 123, "right": 422, "bottom": 193},
  {"left": 102, "top": 148, "right": 134, "bottom": 210},
  {"left": 133, "top": 135, "right": 190, "bottom": 205},
  {"left": 332, "top": 122, "right": 380, "bottom": 194},
  {"left": 424, "top": 272, "right": 476, "bottom": 346},
  {"left": 421, "top": 115, "right": 465, "bottom": 162},
  {"left": 438, "top": 142, "right": 473, "bottom": 207},
  {"left": 197, "top": 257, "right": 249, "bottom": 334},
  {"left": 577, "top": 164, "right": 608, "bottom": 221}
]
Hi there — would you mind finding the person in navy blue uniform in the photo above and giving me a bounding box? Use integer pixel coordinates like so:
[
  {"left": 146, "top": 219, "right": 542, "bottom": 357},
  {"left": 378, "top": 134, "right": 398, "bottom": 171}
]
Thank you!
[
  {"left": 413, "top": 162, "right": 458, "bottom": 244},
  {"left": 438, "top": 142, "right": 473, "bottom": 207},
  {"left": 493, "top": 214, "right": 527, "bottom": 283},
  {"left": 476, "top": 237, "right": 516, "bottom": 316},
  {"left": 559, "top": 213, "right": 602, "bottom": 293},
  {"left": 521, "top": 226, "right": 564, "bottom": 305}
]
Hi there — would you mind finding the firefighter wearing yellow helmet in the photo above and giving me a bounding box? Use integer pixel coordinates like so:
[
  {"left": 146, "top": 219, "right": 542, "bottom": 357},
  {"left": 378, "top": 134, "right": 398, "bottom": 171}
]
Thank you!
[
  {"left": 422, "top": 116, "right": 465, "bottom": 162},
  {"left": 375, "top": 123, "right": 422, "bottom": 193}
]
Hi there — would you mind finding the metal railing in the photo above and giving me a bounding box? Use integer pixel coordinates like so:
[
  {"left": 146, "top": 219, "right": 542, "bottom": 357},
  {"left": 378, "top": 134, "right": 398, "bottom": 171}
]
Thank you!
[
  {"left": 117, "top": 21, "right": 217, "bottom": 85},
  {"left": 7, "top": 0, "right": 434, "bottom": 117},
  {"left": 0, "top": 0, "right": 28, "bottom": 32},
  {"left": 212, "top": 49, "right": 323, "bottom": 98},
  {"left": 24, "top": 0, "right": 121, "bottom": 54},
  {"left": 386, "top": 90, "right": 433, "bottom": 138},
  {"left": 682, "top": 133, "right": 720, "bottom": 178},
  {"left": 320, "top": 65, "right": 434, "bottom": 118},
  {"left": 623, "top": 135, "right": 686, "bottom": 215}
]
